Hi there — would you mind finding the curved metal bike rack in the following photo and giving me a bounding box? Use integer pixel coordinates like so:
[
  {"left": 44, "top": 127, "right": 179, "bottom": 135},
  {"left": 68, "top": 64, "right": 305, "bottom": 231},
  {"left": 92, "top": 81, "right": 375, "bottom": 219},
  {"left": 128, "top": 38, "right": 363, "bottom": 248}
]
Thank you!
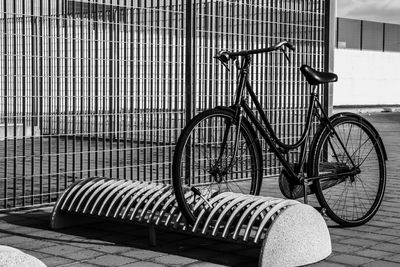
[{"left": 51, "top": 177, "right": 331, "bottom": 267}]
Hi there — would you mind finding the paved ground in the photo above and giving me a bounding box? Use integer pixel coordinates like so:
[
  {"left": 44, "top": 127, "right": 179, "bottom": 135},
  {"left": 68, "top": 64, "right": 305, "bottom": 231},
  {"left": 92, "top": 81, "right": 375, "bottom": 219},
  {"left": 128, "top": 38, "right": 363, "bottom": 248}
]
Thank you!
[{"left": 0, "top": 111, "right": 400, "bottom": 267}]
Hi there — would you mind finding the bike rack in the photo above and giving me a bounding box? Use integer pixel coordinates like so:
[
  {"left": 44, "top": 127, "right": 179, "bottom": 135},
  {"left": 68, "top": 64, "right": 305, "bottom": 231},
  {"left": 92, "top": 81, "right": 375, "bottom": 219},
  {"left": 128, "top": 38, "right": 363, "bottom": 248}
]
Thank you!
[{"left": 51, "top": 177, "right": 331, "bottom": 267}]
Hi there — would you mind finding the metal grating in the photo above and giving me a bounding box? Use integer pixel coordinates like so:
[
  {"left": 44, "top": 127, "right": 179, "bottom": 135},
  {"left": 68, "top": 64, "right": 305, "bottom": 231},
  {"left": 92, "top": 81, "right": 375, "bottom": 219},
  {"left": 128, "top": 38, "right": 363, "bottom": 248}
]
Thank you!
[
  {"left": 193, "top": 0, "right": 328, "bottom": 174},
  {"left": 0, "top": 0, "right": 330, "bottom": 209}
]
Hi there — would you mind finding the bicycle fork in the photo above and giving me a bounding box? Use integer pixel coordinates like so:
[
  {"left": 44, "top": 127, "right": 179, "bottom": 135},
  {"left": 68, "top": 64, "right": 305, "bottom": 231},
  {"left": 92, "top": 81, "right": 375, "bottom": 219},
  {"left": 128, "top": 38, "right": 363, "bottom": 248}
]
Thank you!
[{"left": 213, "top": 108, "right": 244, "bottom": 179}]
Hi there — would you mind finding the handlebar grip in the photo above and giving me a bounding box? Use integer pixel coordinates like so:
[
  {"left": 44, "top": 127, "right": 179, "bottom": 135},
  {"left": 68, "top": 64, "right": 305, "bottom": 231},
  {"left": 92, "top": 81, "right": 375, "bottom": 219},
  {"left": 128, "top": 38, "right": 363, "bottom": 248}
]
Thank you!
[
  {"left": 285, "top": 42, "right": 295, "bottom": 52},
  {"left": 214, "top": 50, "right": 231, "bottom": 63}
]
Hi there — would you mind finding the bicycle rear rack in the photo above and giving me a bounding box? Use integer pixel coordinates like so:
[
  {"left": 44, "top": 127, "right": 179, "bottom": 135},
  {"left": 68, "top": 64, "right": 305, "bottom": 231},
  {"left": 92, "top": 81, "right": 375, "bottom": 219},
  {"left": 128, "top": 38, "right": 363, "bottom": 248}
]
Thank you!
[{"left": 51, "top": 177, "right": 331, "bottom": 267}]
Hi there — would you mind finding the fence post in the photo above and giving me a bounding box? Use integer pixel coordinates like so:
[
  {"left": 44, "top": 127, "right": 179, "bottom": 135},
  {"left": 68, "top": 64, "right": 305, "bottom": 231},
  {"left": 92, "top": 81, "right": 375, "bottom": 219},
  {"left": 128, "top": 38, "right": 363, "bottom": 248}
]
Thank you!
[
  {"left": 31, "top": 17, "right": 38, "bottom": 128},
  {"left": 324, "top": 0, "right": 336, "bottom": 116},
  {"left": 185, "top": 0, "right": 194, "bottom": 121}
]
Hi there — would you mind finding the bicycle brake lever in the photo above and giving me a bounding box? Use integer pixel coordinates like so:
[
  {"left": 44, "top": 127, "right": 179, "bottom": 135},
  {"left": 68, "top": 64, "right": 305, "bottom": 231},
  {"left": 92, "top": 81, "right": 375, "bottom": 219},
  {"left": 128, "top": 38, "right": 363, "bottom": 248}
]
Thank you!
[
  {"left": 281, "top": 48, "right": 291, "bottom": 63},
  {"left": 221, "top": 61, "right": 230, "bottom": 72}
]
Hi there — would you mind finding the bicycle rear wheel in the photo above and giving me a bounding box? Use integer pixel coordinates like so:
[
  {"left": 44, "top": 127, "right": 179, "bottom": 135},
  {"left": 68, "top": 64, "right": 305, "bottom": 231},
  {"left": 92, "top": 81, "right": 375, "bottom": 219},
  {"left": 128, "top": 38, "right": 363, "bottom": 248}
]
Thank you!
[
  {"left": 309, "top": 115, "right": 386, "bottom": 227},
  {"left": 172, "top": 107, "right": 263, "bottom": 225}
]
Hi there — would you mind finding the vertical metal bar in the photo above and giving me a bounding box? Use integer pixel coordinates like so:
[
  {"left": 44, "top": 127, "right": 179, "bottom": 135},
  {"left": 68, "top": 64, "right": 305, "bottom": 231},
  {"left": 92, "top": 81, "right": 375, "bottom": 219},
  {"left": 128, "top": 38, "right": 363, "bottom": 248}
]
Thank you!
[
  {"left": 30, "top": 0, "right": 37, "bottom": 205},
  {"left": 2, "top": 0, "right": 9, "bottom": 208},
  {"left": 185, "top": 0, "right": 193, "bottom": 124},
  {"left": 324, "top": 0, "right": 335, "bottom": 117},
  {"left": 282, "top": 0, "right": 288, "bottom": 147},
  {"left": 155, "top": 0, "right": 161, "bottom": 182},
  {"left": 382, "top": 23, "right": 386, "bottom": 52},
  {"left": 87, "top": 0, "right": 92, "bottom": 179},
  {"left": 101, "top": 0, "right": 106, "bottom": 178},
  {"left": 273, "top": 0, "right": 278, "bottom": 173},
  {"left": 184, "top": 0, "right": 193, "bottom": 181},
  {"left": 12, "top": 0, "right": 17, "bottom": 207},
  {"left": 108, "top": 1, "right": 113, "bottom": 178},
  {"left": 123, "top": 0, "right": 128, "bottom": 180},
  {"left": 94, "top": 0, "right": 99, "bottom": 178},
  {"left": 136, "top": 1, "right": 140, "bottom": 181},
  {"left": 142, "top": 1, "right": 148, "bottom": 181},
  {"left": 72, "top": 0, "right": 77, "bottom": 182},
  {"left": 115, "top": 0, "right": 120, "bottom": 179},
  {"left": 166, "top": 0, "right": 173, "bottom": 183},
  {"left": 64, "top": 0, "right": 69, "bottom": 190},
  {"left": 80, "top": 0, "right": 84, "bottom": 180},
  {"left": 56, "top": 0, "right": 61, "bottom": 198},
  {"left": 47, "top": 0, "right": 52, "bottom": 203},
  {"left": 22, "top": 0, "right": 27, "bottom": 206},
  {"left": 38, "top": 0, "right": 44, "bottom": 204},
  {"left": 129, "top": 3, "right": 134, "bottom": 180},
  {"left": 158, "top": 1, "right": 163, "bottom": 183}
]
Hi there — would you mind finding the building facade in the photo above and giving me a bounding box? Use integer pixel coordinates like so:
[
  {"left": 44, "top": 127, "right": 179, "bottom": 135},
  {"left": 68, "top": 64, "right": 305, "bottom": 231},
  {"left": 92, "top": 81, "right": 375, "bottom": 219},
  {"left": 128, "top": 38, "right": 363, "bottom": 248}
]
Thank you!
[{"left": 334, "top": 17, "right": 400, "bottom": 106}]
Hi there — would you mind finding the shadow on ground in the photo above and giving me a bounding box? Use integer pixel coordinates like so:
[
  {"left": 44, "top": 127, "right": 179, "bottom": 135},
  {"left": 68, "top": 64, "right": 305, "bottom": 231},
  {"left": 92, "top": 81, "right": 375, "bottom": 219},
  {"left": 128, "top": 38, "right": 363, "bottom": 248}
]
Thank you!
[{"left": 0, "top": 209, "right": 260, "bottom": 267}]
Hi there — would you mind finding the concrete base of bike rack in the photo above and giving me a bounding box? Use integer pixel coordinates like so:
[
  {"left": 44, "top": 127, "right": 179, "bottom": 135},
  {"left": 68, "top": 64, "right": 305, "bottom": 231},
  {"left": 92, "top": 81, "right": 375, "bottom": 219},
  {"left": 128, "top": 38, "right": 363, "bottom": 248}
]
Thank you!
[
  {"left": 50, "top": 177, "right": 331, "bottom": 267},
  {"left": 0, "top": 245, "right": 46, "bottom": 267}
]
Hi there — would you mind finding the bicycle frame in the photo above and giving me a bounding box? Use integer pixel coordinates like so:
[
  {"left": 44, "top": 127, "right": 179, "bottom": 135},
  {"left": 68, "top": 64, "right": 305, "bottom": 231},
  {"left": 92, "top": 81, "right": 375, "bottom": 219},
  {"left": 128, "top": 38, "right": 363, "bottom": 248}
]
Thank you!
[{"left": 229, "top": 54, "right": 359, "bottom": 183}]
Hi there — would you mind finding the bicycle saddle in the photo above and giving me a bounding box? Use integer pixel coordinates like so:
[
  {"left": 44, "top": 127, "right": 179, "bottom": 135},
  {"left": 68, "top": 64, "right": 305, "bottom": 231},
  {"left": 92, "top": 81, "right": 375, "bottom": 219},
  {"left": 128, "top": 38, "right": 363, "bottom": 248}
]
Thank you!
[{"left": 300, "top": 65, "right": 338, "bottom": 86}]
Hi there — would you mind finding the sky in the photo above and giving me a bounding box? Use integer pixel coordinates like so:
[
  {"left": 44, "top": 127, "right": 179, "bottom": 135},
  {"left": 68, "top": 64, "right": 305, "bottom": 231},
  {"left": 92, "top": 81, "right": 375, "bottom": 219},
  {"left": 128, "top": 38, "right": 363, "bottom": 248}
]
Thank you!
[{"left": 337, "top": 0, "right": 400, "bottom": 24}]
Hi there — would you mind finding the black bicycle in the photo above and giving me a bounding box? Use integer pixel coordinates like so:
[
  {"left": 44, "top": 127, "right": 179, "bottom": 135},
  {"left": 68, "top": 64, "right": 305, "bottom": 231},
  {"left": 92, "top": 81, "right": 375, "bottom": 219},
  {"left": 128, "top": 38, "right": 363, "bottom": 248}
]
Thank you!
[{"left": 172, "top": 41, "right": 387, "bottom": 227}]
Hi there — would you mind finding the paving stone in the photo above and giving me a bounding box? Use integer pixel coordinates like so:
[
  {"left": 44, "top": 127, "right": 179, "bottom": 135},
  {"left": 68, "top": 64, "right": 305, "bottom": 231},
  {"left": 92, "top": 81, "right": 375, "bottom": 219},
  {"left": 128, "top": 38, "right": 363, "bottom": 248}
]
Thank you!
[
  {"left": 119, "top": 261, "right": 166, "bottom": 267},
  {"left": 85, "top": 255, "right": 137, "bottom": 266},
  {"left": 152, "top": 254, "right": 197, "bottom": 265},
  {"left": 121, "top": 249, "right": 168, "bottom": 260},
  {"left": 354, "top": 249, "right": 394, "bottom": 259},
  {"left": 63, "top": 249, "right": 104, "bottom": 261},
  {"left": 11, "top": 240, "right": 58, "bottom": 251},
  {"left": 36, "top": 244, "right": 84, "bottom": 256},
  {"left": 41, "top": 256, "right": 75, "bottom": 267},
  {"left": 307, "top": 261, "right": 347, "bottom": 267},
  {"left": 339, "top": 238, "right": 380, "bottom": 247},
  {"left": 19, "top": 249, "right": 53, "bottom": 260},
  {"left": 377, "top": 228, "right": 400, "bottom": 236},
  {"left": 331, "top": 243, "right": 362, "bottom": 253},
  {"left": 59, "top": 263, "right": 100, "bottom": 267},
  {"left": 328, "top": 254, "right": 374, "bottom": 265},
  {"left": 91, "top": 244, "right": 132, "bottom": 254},
  {"left": 369, "top": 242, "right": 400, "bottom": 253},
  {"left": 383, "top": 253, "right": 400, "bottom": 263},
  {"left": 362, "top": 260, "right": 400, "bottom": 267},
  {"left": 0, "top": 235, "right": 36, "bottom": 246},
  {"left": 185, "top": 262, "right": 226, "bottom": 267},
  {"left": 354, "top": 232, "right": 397, "bottom": 242}
]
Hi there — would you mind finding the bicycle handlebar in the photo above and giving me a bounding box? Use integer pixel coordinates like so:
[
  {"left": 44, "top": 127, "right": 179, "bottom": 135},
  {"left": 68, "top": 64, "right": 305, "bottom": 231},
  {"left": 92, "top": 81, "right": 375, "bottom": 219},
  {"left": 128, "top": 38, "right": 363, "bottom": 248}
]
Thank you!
[{"left": 214, "top": 41, "right": 295, "bottom": 64}]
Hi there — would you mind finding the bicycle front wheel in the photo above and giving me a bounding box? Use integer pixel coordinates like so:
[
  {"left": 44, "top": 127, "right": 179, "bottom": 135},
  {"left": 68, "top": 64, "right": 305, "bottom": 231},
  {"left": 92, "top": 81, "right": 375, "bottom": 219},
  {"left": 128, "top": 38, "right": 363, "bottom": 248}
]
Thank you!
[
  {"left": 172, "top": 107, "right": 263, "bottom": 225},
  {"left": 309, "top": 114, "right": 386, "bottom": 227}
]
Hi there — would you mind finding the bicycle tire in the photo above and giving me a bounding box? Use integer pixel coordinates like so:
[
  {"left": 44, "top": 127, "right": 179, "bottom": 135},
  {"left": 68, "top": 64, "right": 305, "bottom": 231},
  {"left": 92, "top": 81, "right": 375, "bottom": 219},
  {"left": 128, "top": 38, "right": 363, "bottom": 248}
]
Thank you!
[
  {"left": 172, "top": 107, "right": 263, "bottom": 225},
  {"left": 308, "top": 114, "right": 386, "bottom": 227}
]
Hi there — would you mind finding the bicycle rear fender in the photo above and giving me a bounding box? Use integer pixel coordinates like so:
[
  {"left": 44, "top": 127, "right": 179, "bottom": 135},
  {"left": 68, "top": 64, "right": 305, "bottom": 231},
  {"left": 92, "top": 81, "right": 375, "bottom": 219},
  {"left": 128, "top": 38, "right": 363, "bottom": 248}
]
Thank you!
[{"left": 321, "top": 112, "right": 388, "bottom": 161}]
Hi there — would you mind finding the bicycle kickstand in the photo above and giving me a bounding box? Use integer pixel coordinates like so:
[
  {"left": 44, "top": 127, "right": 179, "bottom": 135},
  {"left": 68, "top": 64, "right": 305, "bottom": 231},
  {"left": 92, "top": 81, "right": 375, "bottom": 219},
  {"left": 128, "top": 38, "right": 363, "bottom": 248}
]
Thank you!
[{"left": 303, "top": 178, "right": 309, "bottom": 205}]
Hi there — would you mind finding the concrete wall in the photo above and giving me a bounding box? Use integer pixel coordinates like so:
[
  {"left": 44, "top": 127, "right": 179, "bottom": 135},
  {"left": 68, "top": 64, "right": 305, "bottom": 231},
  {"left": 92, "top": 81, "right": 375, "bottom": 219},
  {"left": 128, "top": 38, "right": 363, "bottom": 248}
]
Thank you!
[{"left": 333, "top": 49, "right": 400, "bottom": 106}]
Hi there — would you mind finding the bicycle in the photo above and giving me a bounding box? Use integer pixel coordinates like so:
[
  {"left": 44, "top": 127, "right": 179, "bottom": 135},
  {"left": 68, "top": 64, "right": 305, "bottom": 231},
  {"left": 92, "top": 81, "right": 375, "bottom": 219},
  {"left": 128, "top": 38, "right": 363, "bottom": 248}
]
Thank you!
[{"left": 172, "top": 41, "right": 387, "bottom": 227}]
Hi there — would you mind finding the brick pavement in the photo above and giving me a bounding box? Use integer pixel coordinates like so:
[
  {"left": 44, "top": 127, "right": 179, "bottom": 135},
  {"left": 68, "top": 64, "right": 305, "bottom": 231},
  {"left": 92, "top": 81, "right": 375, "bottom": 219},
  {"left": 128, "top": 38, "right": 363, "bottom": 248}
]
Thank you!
[{"left": 0, "top": 111, "right": 400, "bottom": 267}]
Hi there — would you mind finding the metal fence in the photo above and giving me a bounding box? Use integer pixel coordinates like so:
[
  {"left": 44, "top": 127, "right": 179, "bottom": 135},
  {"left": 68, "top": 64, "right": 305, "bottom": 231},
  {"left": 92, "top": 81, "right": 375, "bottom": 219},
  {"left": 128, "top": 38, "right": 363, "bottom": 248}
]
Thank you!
[{"left": 0, "top": 0, "right": 332, "bottom": 209}]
